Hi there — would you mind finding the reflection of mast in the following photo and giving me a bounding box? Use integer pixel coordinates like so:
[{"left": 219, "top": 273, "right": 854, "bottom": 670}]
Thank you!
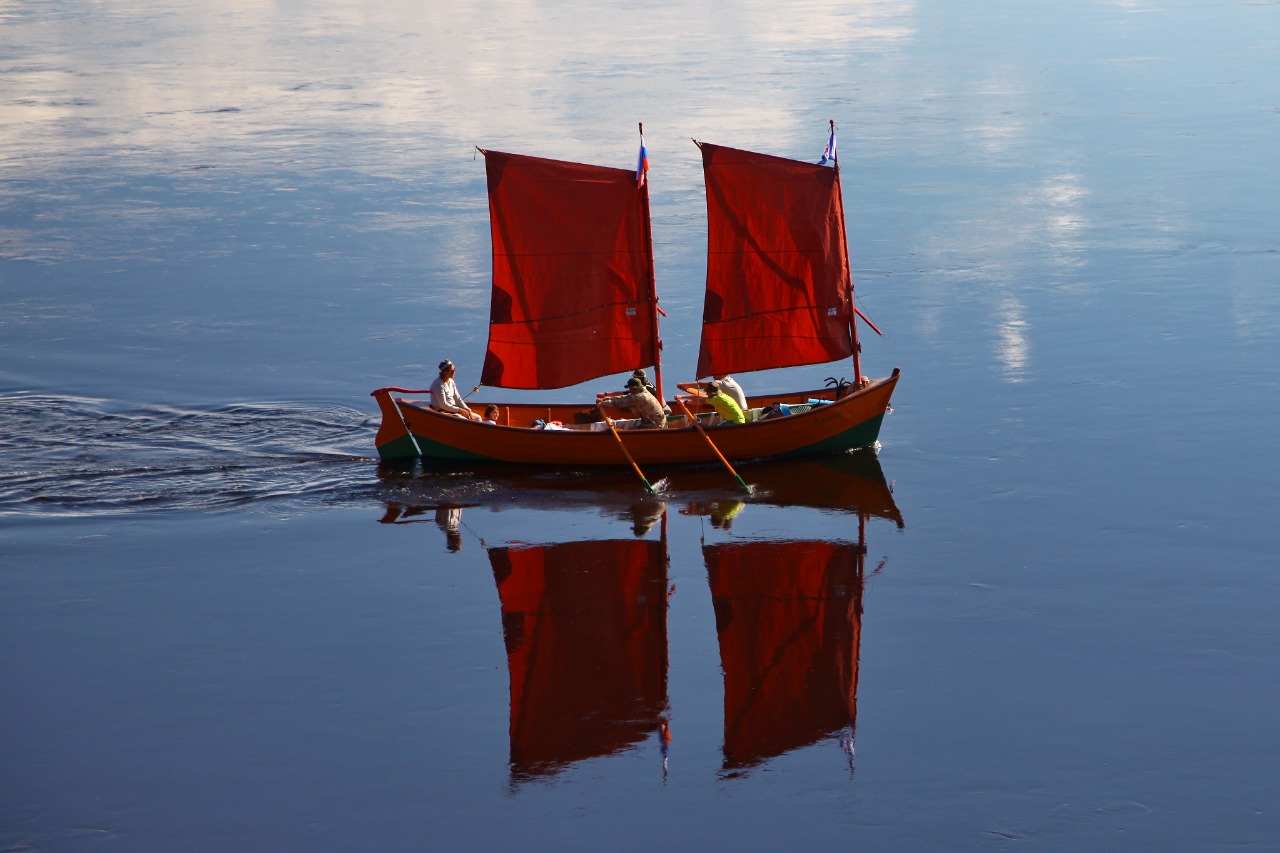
[
  {"left": 704, "top": 500, "right": 888, "bottom": 776},
  {"left": 488, "top": 512, "right": 670, "bottom": 784}
]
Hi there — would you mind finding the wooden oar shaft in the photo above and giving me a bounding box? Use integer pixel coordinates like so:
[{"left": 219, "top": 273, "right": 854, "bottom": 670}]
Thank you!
[
  {"left": 603, "top": 415, "right": 656, "bottom": 495},
  {"left": 675, "top": 399, "right": 750, "bottom": 493}
]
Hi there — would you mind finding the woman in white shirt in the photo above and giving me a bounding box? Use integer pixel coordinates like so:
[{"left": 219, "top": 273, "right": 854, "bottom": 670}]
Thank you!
[{"left": 429, "top": 360, "right": 481, "bottom": 421}]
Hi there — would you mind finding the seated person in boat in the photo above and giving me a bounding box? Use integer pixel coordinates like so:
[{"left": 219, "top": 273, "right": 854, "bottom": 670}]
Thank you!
[
  {"left": 677, "top": 373, "right": 746, "bottom": 409},
  {"left": 429, "top": 359, "right": 481, "bottom": 421},
  {"left": 712, "top": 374, "right": 747, "bottom": 409},
  {"left": 481, "top": 405, "right": 499, "bottom": 425},
  {"left": 629, "top": 368, "right": 671, "bottom": 414},
  {"left": 676, "top": 379, "right": 746, "bottom": 425},
  {"left": 597, "top": 376, "right": 667, "bottom": 429},
  {"left": 704, "top": 380, "right": 745, "bottom": 425},
  {"left": 630, "top": 368, "right": 658, "bottom": 397}
]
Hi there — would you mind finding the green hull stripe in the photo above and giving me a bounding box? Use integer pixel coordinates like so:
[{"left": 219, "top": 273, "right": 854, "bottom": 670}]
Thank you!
[
  {"left": 412, "top": 435, "right": 497, "bottom": 461},
  {"left": 375, "top": 433, "right": 499, "bottom": 461},
  {"left": 376, "top": 434, "right": 497, "bottom": 462},
  {"left": 792, "top": 413, "right": 885, "bottom": 457},
  {"left": 376, "top": 434, "right": 416, "bottom": 460}
]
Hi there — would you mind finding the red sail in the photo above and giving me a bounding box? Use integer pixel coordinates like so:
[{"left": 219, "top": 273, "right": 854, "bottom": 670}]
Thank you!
[
  {"left": 489, "top": 538, "right": 669, "bottom": 782},
  {"left": 706, "top": 539, "right": 863, "bottom": 771},
  {"left": 480, "top": 150, "right": 658, "bottom": 389},
  {"left": 696, "top": 143, "right": 855, "bottom": 378}
]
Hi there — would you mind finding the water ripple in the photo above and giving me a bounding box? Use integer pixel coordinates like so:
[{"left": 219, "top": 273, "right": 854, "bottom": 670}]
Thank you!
[{"left": 0, "top": 393, "right": 377, "bottom": 517}]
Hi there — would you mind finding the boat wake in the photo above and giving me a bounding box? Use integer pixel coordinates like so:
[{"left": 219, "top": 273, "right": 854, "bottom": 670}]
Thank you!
[
  {"left": 0, "top": 393, "right": 379, "bottom": 518},
  {"left": 0, "top": 394, "right": 721, "bottom": 521}
]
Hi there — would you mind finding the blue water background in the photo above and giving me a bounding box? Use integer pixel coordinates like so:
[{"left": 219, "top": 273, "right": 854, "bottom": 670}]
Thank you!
[{"left": 2, "top": 1, "right": 1279, "bottom": 850}]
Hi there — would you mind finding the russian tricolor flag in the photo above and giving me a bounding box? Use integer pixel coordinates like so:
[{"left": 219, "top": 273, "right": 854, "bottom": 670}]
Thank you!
[
  {"left": 636, "top": 140, "right": 650, "bottom": 186},
  {"left": 818, "top": 127, "right": 837, "bottom": 166}
]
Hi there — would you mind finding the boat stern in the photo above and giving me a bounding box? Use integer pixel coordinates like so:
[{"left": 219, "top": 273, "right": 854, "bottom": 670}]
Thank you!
[{"left": 371, "top": 388, "right": 422, "bottom": 460}]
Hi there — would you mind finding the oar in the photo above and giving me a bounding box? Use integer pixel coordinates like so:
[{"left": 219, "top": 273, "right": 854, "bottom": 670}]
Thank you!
[
  {"left": 674, "top": 399, "right": 750, "bottom": 493},
  {"left": 603, "top": 415, "right": 656, "bottom": 496}
]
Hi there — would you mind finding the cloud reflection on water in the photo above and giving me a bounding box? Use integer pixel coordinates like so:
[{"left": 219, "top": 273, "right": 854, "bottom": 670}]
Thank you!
[
  {"left": 1, "top": 0, "right": 918, "bottom": 182},
  {"left": 4, "top": 0, "right": 1275, "bottom": 386}
]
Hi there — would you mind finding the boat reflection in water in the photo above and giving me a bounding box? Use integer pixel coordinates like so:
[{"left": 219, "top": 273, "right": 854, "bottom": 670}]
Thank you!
[
  {"left": 705, "top": 537, "right": 866, "bottom": 776},
  {"left": 374, "top": 446, "right": 901, "bottom": 527},
  {"left": 678, "top": 450, "right": 903, "bottom": 531},
  {"left": 489, "top": 522, "right": 672, "bottom": 785},
  {"left": 677, "top": 454, "right": 898, "bottom": 778},
  {"left": 375, "top": 450, "right": 900, "bottom": 782}
]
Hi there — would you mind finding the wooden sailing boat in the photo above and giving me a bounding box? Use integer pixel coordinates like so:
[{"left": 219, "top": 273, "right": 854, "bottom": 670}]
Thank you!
[{"left": 372, "top": 124, "right": 899, "bottom": 465}]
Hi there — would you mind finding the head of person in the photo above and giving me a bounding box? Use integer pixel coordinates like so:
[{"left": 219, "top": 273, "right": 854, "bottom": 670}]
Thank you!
[
  {"left": 705, "top": 380, "right": 721, "bottom": 395},
  {"left": 484, "top": 405, "right": 499, "bottom": 419},
  {"left": 438, "top": 359, "right": 455, "bottom": 378},
  {"left": 626, "top": 376, "right": 645, "bottom": 392}
]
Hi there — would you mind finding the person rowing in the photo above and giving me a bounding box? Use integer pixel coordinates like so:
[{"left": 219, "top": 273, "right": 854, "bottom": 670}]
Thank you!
[
  {"left": 597, "top": 376, "right": 667, "bottom": 429},
  {"left": 675, "top": 379, "right": 745, "bottom": 425},
  {"left": 703, "top": 379, "right": 745, "bottom": 425},
  {"left": 677, "top": 373, "right": 746, "bottom": 409}
]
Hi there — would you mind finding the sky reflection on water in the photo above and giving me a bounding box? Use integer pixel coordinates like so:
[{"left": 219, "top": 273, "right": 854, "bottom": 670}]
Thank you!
[{"left": 4, "top": 0, "right": 1276, "bottom": 405}]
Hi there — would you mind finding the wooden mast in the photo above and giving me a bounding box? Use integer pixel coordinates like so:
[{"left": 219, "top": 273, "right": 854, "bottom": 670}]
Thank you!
[
  {"left": 638, "top": 122, "right": 665, "bottom": 402},
  {"left": 829, "top": 119, "right": 862, "bottom": 385}
]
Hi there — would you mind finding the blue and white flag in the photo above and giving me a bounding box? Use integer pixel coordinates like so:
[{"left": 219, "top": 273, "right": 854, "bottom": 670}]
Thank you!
[
  {"left": 636, "top": 140, "right": 650, "bottom": 187},
  {"left": 817, "top": 127, "right": 837, "bottom": 165}
]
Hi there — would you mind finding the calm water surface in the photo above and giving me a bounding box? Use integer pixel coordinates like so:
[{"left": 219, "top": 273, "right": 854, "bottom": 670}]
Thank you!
[{"left": 2, "top": 1, "right": 1279, "bottom": 850}]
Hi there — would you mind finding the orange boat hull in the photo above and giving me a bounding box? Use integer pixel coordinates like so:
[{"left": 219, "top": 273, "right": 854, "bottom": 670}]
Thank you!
[{"left": 373, "top": 369, "right": 898, "bottom": 465}]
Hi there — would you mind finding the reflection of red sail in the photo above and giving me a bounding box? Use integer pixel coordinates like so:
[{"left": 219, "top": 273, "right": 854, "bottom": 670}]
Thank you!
[
  {"left": 706, "top": 539, "right": 864, "bottom": 772},
  {"left": 489, "top": 538, "right": 669, "bottom": 782}
]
